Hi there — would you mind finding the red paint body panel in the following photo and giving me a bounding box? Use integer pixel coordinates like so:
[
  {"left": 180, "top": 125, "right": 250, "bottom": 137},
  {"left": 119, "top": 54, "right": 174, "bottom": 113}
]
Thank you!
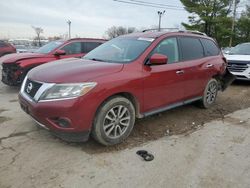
[{"left": 18, "top": 32, "right": 227, "bottom": 141}]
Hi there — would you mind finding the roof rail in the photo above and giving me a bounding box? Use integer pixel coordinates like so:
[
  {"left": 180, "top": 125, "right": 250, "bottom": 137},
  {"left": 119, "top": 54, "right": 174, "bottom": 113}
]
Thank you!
[
  {"left": 142, "top": 28, "right": 179, "bottom": 32},
  {"left": 67, "top": 38, "right": 107, "bottom": 41},
  {"left": 142, "top": 28, "right": 207, "bottom": 36},
  {"left": 178, "top": 30, "right": 207, "bottom": 36}
]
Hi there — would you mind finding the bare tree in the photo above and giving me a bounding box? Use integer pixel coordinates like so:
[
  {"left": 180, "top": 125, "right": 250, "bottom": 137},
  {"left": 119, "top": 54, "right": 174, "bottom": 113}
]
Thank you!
[
  {"left": 32, "top": 26, "right": 43, "bottom": 46},
  {"left": 105, "top": 26, "right": 137, "bottom": 39}
]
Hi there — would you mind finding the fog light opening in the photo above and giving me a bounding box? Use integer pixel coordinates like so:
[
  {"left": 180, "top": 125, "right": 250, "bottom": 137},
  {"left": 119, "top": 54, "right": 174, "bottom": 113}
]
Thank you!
[{"left": 51, "top": 117, "right": 71, "bottom": 128}]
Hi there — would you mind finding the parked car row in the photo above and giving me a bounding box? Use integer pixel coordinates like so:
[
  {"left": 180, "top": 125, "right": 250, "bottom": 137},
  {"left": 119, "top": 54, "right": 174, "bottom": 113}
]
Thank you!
[
  {"left": 1, "top": 38, "right": 106, "bottom": 86},
  {"left": 0, "top": 40, "right": 16, "bottom": 57},
  {"left": 12, "top": 30, "right": 235, "bottom": 145}
]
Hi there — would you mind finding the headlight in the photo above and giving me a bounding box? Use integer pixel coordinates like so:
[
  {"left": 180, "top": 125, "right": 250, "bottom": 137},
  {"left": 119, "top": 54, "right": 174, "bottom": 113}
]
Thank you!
[{"left": 39, "top": 82, "right": 97, "bottom": 101}]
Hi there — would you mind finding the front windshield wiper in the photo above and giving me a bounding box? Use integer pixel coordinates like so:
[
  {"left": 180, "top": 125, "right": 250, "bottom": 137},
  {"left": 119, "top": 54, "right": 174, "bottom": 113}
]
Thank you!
[
  {"left": 85, "top": 58, "right": 105, "bottom": 62},
  {"left": 229, "top": 53, "right": 250, "bottom": 55}
]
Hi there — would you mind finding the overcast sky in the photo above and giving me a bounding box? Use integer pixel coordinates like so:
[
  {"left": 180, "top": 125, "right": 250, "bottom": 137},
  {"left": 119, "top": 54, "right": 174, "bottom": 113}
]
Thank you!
[{"left": 0, "top": 0, "right": 189, "bottom": 39}]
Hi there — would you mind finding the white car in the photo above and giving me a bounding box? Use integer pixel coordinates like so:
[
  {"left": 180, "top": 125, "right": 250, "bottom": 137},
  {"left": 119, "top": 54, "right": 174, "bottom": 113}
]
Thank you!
[
  {"left": 225, "top": 43, "right": 250, "bottom": 80},
  {"left": 15, "top": 45, "right": 28, "bottom": 53}
]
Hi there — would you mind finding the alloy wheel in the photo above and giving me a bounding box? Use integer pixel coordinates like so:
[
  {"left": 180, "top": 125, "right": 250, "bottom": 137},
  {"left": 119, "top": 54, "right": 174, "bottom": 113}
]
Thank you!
[
  {"left": 103, "top": 105, "right": 131, "bottom": 139},
  {"left": 206, "top": 81, "right": 217, "bottom": 104}
]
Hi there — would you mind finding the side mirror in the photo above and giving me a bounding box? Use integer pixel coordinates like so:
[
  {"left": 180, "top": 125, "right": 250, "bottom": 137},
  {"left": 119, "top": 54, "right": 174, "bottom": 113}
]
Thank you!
[
  {"left": 54, "top": 49, "right": 66, "bottom": 56},
  {"left": 149, "top": 53, "right": 168, "bottom": 65}
]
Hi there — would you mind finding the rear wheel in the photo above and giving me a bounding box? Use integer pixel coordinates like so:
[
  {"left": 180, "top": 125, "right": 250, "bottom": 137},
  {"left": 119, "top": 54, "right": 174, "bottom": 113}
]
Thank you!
[
  {"left": 199, "top": 78, "right": 218, "bottom": 109},
  {"left": 92, "top": 96, "right": 135, "bottom": 146}
]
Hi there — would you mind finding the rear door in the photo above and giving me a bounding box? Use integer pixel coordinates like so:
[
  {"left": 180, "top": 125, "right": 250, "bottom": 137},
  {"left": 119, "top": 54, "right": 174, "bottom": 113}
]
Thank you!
[
  {"left": 177, "top": 36, "right": 209, "bottom": 99},
  {"left": 143, "top": 37, "right": 185, "bottom": 112}
]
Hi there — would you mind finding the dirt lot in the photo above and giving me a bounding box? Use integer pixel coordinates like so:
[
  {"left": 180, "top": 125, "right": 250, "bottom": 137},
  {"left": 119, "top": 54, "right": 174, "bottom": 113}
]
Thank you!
[
  {"left": 0, "top": 78, "right": 250, "bottom": 188},
  {"left": 125, "top": 80, "right": 250, "bottom": 148},
  {"left": 0, "top": 79, "right": 249, "bottom": 153}
]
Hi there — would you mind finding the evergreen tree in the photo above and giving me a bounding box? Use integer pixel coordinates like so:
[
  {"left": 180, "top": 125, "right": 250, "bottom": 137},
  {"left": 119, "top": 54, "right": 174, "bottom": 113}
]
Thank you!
[
  {"left": 236, "top": 5, "right": 250, "bottom": 44},
  {"left": 180, "top": 0, "right": 237, "bottom": 46}
]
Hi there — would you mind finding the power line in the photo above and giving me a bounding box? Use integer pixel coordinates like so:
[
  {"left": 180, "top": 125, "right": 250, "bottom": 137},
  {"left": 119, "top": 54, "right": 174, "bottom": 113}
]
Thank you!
[
  {"left": 113, "top": 0, "right": 185, "bottom": 11},
  {"left": 129, "top": 0, "right": 184, "bottom": 9}
]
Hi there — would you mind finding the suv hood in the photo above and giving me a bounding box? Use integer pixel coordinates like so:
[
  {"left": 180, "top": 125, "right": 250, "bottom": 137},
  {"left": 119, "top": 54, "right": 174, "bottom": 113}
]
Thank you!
[
  {"left": 225, "top": 54, "right": 250, "bottom": 62},
  {"left": 0, "top": 53, "right": 47, "bottom": 64},
  {"left": 28, "top": 58, "right": 124, "bottom": 83}
]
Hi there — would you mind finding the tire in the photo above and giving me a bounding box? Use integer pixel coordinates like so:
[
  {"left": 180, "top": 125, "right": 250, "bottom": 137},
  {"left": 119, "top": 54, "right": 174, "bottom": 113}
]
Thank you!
[
  {"left": 199, "top": 78, "right": 218, "bottom": 109},
  {"left": 92, "top": 96, "right": 135, "bottom": 146}
]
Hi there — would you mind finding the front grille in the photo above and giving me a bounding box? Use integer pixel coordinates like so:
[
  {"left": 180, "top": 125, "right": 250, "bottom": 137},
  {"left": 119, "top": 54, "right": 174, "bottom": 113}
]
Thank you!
[
  {"left": 227, "top": 61, "right": 249, "bottom": 73},
  {"left": 24, "top": 79, "right": 43, "bottom": 99}
]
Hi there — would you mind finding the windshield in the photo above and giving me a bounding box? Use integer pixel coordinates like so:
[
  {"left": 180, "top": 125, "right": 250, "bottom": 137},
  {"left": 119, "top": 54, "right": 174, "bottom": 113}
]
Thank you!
[
  {"left": 229, "top": 43, "right": 250, "bottom": 55},
  {"left": 35, "top": 41, "right": 63, "bottom": 54},
  {"left": 84, "top": 37, "right": 153, "bottom": 63}
]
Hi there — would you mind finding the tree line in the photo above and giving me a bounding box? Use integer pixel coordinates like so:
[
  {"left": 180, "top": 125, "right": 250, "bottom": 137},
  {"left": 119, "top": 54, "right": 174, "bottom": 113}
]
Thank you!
[
  {"left": 180, "top": 0, "right": 250, "bottom": 47},
  {"left": 105, "top": 1, "right": 250, "bottom": 47}
]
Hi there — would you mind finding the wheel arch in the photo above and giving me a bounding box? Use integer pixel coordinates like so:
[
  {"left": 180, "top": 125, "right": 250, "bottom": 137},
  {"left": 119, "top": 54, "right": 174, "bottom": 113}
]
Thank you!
[
  {"left": 212, "top": 74, "right": 223, "bottom": 90},
  {"left": 95, "top": 92, "right": 142, "bottom": 119}
]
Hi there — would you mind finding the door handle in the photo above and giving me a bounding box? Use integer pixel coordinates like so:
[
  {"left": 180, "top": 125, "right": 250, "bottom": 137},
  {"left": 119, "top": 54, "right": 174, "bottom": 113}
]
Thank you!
[
  {"left": 206, "top": 64, "right": 214, "bottom": 68},
  {"left": 176, "top": 70, "right": 184, "bottom": 74}
]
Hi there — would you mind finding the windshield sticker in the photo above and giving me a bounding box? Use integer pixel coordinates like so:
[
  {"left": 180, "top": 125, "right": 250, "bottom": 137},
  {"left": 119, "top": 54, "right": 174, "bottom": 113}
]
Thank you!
[{"left": 137, "top": 37, "right": 155, "bottom": 42}]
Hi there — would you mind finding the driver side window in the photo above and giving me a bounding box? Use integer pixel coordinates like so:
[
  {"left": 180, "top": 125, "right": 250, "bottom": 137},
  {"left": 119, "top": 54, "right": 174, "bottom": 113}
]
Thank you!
[
  {"left": 151, "top": 38, "right": 179, "bottom": 64},
  {"left": 61, "top": 42, "right": 81, "bottom": 55}
]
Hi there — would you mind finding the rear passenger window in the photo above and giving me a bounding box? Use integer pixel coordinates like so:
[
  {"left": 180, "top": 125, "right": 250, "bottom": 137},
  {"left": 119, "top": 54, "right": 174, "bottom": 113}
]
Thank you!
[
  {"left": 179, "top": 37, "right": 204, "bottom": 61},
  {"left": 83, "top": 42, "right": 102, "bottom": 53},
  {"left": 151, "top": 37, "right": 179, "bottom": 64},
  {"left": 201, "top": 39, "right": 220, "bottom": 56}
]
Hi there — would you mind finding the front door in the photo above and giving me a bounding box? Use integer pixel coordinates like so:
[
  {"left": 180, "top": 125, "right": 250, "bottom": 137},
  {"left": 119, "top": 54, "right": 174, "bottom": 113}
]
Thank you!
[{"left": 143, "top": 37, "right": 186, "bottom": 113}]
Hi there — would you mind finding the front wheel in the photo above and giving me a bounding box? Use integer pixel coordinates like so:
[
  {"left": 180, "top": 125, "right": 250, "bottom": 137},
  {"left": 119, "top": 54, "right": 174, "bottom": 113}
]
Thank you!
[
  {"left": 92, "top": 96, "right": 135, "bottom": 146},
  {"left": 199, "top": 78, "right": 218, "bottom": 109}
]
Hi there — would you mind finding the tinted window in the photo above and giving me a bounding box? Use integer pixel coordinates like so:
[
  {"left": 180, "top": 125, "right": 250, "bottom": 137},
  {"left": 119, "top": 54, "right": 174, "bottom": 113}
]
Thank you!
[
  {"left": 201, "top": 39, "right": 220, "bottom": 56},
  {"left": 61, "top": 42, "right": 81, "bottom": 55},
  {"left": 151, "top": 37, "right": 179, "bottom": 64},
  {"left": 179, "top": 37, "right": 204, "bottom": 61},
  {"left": 83, "top": 42, "right": 102, "bottom": 53}
]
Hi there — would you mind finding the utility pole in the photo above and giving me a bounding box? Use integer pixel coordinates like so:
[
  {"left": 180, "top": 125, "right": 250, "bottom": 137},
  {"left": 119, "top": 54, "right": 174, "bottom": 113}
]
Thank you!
[
  {"left": 67, "top": 20, "right": 71, "bottom": 39},
  {"left": 158, "top": 10, "right": 165, "bottom": 31},
  {"left": 229, "top": 0, "right": 237, "bottom": 47}
]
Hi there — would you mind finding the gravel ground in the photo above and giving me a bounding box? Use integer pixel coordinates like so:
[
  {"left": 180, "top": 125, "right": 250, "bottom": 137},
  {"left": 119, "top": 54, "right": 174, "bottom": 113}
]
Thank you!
[
  {"left": 0, "top": 75, "right": 250, "bottom": 187},
  {"left": 0, "top": 80, "right": 249, "bottom": 153}
]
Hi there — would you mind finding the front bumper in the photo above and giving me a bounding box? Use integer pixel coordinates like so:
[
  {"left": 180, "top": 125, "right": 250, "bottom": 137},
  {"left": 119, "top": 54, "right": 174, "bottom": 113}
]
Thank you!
[
  {"left": 230, "top": 69, "right": 250, "bottom": 80},
  {"left": 2, "top": 63, "right": 25, "bottom": 86},
  {"left": 18, "top": 92, "right": 91, "bottom": 142},
  {"left": 227, "top": 63, "right": 250, "bottom": 81}
]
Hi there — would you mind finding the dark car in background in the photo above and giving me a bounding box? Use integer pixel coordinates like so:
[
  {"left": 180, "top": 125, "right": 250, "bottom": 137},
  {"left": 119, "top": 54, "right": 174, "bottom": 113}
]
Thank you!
[
  {"left": 1, "top": 38, "right": 106, "bottom": 86},
  {"left": 0, "top": 40, "right": 16, "bottom": 57}
]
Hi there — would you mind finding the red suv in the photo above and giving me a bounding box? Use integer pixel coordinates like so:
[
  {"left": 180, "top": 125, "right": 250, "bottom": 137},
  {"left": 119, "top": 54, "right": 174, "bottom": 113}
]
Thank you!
[
  {"left": 19, "top": 30, "right": 234, "bottom": 145},
  {"left": 0, "top": 41, "right": 16, "bottom": 57},
  {"left": 1, "top": 38, "right": 106, "bottom": 86}
]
